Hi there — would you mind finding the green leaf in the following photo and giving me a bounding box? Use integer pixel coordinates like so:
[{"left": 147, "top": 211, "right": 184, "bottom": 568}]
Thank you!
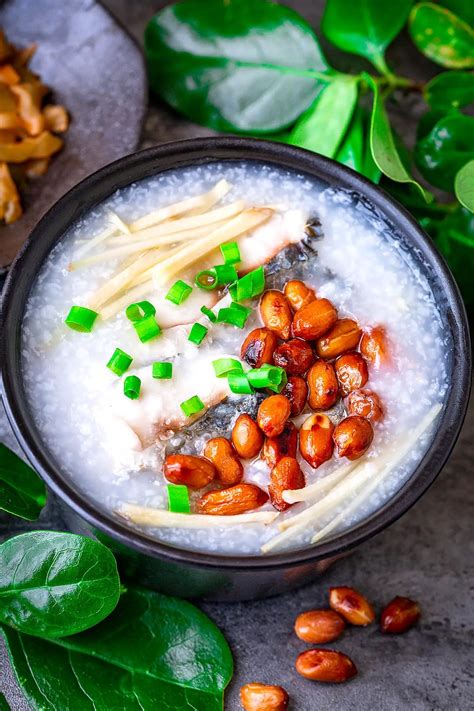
[
  {"left": 414, "top": 113, "right": 474, "bottom": 191},
  {"left": 455, "top": 159, "right": 474, "bottom": 211},
  {"left": 144, "top": 0, "right": 329, "bottom": 133},
  {"left": 0, "top": 444, "right": 46, "bottom": 521},
  {"left": 435, "top": 206, "right": 474, "bottom": 314},
  {"left": 366, "top": 76, "right": 431, "bottom": 200},
  {"left": 0, "top": 531, "right": 121, "bottom": 638},
  {"left": 437, "top": 0, "right": 474, "bottom": 26},
  {"left": 2, "top": 588, "right": 233, "bottom": 710},
  {"left": 288, "top": 77, "right": 359, "bottom": 158},
  {"left": 336, "top": 106, "right": 365, "bottom": 172},
  {"left": 322, "top": 0, "right": 412, "bottom": 74},
  {"left": 409, "top": 3, "right": 474, "bottom": 68},
  {"left": 0, "top": 692, "right": 9, "bottom": 711},
  {"left": 425, "top": 71, "right": 474, "bottom": 108}
]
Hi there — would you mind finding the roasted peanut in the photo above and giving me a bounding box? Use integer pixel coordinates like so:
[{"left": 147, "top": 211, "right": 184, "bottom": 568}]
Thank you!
[
  {"left": 295, "top": 649, "right": 357, "bottom": 683},
  {"left": 268, "top": 456, "right": 305, "bottom": 511},
  {"left": 203, "top": 437, "right": 243, "bottom": 486},
  {"left": 329, "top": 586, "right": 376, "bottom": 626},
  {"left": 316, "top": 318, "right": 361, "bottom": 359},
  {"left": 333, "top": 415, "right": 373, "bottom": 460},
  {"left": 241, "top": 327, "right": 278, "bottom": 368},
  {"left": 281, "top": 375, "right": 308, "bottom": 416},
  {"left": 292, "top": 297, "right": 338, "bottom": 340},
  {"left": 198, "top": 483, "right": 268, "bottom": 515},
  {"left": 257, "top": 395, "right": 291, "bottom": 438},
  {"left": 284, "top": 279, "right": 316, "bottom": 312},
  {"left": 260, "top": 290, "right": 293, "bottom": 340},
  {"left": 240, "top": 683, "right": 289, "bottom": 711},
  {"left": 307, "top": 360, "right": 339, "bottom": 410},
  {"left": 347, "top": 389, "right": 384, "bottom": 423},
  {"left": 232, "top": 414, "right": 264, "bottom": 459},
  {"left": 294, "top": 609, "right": 346, "bottom": 644},
  {"left": 273, "top": 338, "right": 314, "bottom": 375},
  {"left": 262, "top": 422, "right": 298, "bottom": 468},
  {"left": 299, "top": 413, "right": 334, "bottom": 468},
  {"left": 164, "top": 454, "right": 216, "bottom": 489},
  {"left": 334, "top": 352, "right": 368, "bottom": 396},
  {"left": 360, "top": 326, "right": 390, "bottom": 368},
  {"left": 380, "top": 596, "right": 421, "bottom": 634}
]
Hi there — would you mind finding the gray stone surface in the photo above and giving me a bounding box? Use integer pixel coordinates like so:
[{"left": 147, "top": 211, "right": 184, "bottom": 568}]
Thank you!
[{"left": 1, "top": 1, "right": 473, "bottom": 709}]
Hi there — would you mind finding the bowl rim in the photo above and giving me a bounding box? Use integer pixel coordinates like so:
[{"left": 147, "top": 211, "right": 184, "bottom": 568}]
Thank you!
[{"left": 0, "top": 137, "right": 471, "bottom": 571}]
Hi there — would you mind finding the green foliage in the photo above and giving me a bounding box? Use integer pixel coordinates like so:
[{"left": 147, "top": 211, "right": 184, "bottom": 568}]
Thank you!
[
  {"left": 2, "top": 588, "right": 233, "bottom": 710},
  {"left": 424, "top": 71, "right": 474, "bottom": 108},
  {"left": 0, "top": 443, "right": 46, "bottom": 521},
  {"left": 0, "top": 532, "right": 121, "bottom": 638},
  {"left": 288, "top": 77, "right": 359, "bottom": 157},
  {"left": 144, "top": 0, "right": 329, "bottom": 133},
  {"left": 455, "top": 160, "right": 474, "bottom": 211},
  {"left": 0, "top": 693, "right": 9, "bottom": 711},
  {"left": 409, "top": 3, "right": 474, "bottom": 68},
  {"left": 414, "top": 113, "right": 474, "bottom": 190},
  {"left": 321, "top": 0, "right": 412, "bottom": 74}
]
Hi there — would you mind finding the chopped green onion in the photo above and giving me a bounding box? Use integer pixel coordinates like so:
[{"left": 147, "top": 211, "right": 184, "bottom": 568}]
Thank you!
[
  {"left": 195, "top": 265, "right": 238, "bottom": 291},
  {"left": 107, "top": 348, "right": 133, "bottom": 376},
  {"left": 65, "top": 306, "right": 98, "bottom": 333},
  {"left": 188, "top": 323, "right": 208, "bottom": 345},
  {"left": 152, "top": 362, "right": 173, "bottom": 379},
  {"left": 124, "top": 375, "right": 141, "bottom": 400},
  {"left": 220, "top": 241, "right": 241, "bottom": 265},
  {"left": 228, "top": 372, "right": 255, "bottom": 394},
  {"left": 212, "top": 358, "right": 244, "bottom": 377},
  {"left": 180, "top": 395, "right": 205, "bottom": 417},
  {"left": 194, "top": 269, "right": 217, "bottom": 290},
  {"left": 200, "top": 305, "right": 217, "bottom": 323},
  {"left": 229, "top": 266, "right": 265, "bottom": 302},
  {"left": 165, "top": 280, "right": 193, "bottom": 305},
  {"left": 248, "top": 365, "right": 287, "bottom": 393},
  {"left": 134, "top": 315, "right": 162, "bottom": 343},
  {"left": 167, "top": 484, "right": 191, "bottom": 514},
  {"left": 217, "top": 303, "right": 252, "bottom": 329},
  {"left": 125, "top": 300, "right": 156, "bottom": 322}
]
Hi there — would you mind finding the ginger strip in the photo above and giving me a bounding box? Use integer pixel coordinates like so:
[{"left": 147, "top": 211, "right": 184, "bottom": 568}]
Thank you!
[
  {"left": 282, "top": 461, "right": 359, "bottom": 504},
  {"left": 118, "top": 503, "right": 278, "bottom": 528}
]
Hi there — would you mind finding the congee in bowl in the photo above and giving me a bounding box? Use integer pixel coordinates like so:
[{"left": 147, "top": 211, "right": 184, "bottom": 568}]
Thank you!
[{"left": 21, "top": 160, "right": 449, "bottom": 556}]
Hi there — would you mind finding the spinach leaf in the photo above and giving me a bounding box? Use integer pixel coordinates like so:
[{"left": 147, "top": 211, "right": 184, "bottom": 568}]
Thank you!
[
  {"left": 2, "top": 588, "right": 233, "bottom": 710},
  {"left": 322, "top": 0, "right": 412, "bottom": 74},
  {"left": 455, "top": 159, "right": 474, "bottom": 211},
  {"left": 366, "top": 76, "right": 431, "bottom": 200},
  {"left": 0, "top": 443, "right": 46, "bottom": 521},
  {"left": 409, "top": 3, "right": 474, "bottom": 68},
  {"left": 288, "top": 77, "right": 358, "bottom": 158},
  {"left": 0, "top": 531, "right": 120, "bottom": 638},
  {"left": 425, "top": 71, "right": 474, "bottom": 109},
  {"left": 144, "top": 0, "right": 328, "bottom": 133},
  {"left": 414, "top": 113, "right": 474, "bottom": 191},
  {"left": 0, "top": 692, "right": 9, "bottom": 710},
  {"left": 336, "top": 107, "right": 365, "bottom": 172}
]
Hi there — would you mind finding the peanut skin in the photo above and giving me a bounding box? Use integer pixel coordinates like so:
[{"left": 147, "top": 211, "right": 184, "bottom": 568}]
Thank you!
[
  {"left": 268, "top": 456, "right": 305, "bottom": 511},
  {"left": 294, "top": 609, "right": 346, "bottom": 644},
  {"left": 232, "top": 414, "right": 264, "bottom": 459},
  {"left": 295, "top": 649, "right": 357, "bottom": 683},
  {"left": 203, "top": 437, "right": 243, "bottom": 486},
  {"left": 198, "top": 483, "right": 268, "bottom": 515},
  {"left": 164, "top": 454, "right": 216, "bottom": 489},
  {"left": 260, "top": 290, "right": 293, "bottom": 340},
  {"left": 257, "top": 395, "right": 291, "bottom": 438},
  {"left": 240, "top": 683, "right": 289, "bottom": 711}
]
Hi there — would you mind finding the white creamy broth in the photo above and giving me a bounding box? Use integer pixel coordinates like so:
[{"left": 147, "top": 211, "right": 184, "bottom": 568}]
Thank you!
[{"left": 21, "top": 161, "right": 449, "bottom": 555}]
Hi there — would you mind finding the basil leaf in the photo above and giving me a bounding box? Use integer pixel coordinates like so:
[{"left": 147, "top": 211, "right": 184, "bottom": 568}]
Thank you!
[
  {"left": 0, "top": 693, "right": 9, "bottom": 711},
  {"left": 425, "top": 71, "right": 474, "bottom": 109},
  {"left": 144, "top": 0, "right": 328, "bottom": 133},
  {"left": 0, "top": 444, "right": 46, "bottom": 521},
  {"left": 409, "top": 3, "right": 474, "bottom": 69},
  {"left": 0, "top": 531, "right": 121, "bottom": 638},
  {"left": 2, "top": 588, "right": 233, "bottom": 709},
  {"left": 322, "top": 0, "right": 412, "bottom": 74},
  {"left": 336, "top": 107, "right": 365, "bottom": 172},
  {"left": 366, "top": 76, "right": 431, "bottom": 200},
  {"left": 288, "top": 77, "right": 358, "bottom": 158},
  {"left": 414, "top": 113, "right": 474, "bottom": 191},
  {"left": 455, "top": 159, "right": 474, "bottom": 211}
]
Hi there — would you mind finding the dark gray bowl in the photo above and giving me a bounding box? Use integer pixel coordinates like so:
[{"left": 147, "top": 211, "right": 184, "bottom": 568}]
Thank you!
[{"left": 0, "top": 138, "right": 471, "bottom": 600}]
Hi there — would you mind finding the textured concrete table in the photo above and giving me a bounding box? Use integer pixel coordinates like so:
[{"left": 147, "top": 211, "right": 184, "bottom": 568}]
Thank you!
[{"left": 1, "top": 1, "right": 473, "bottom": 709}]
